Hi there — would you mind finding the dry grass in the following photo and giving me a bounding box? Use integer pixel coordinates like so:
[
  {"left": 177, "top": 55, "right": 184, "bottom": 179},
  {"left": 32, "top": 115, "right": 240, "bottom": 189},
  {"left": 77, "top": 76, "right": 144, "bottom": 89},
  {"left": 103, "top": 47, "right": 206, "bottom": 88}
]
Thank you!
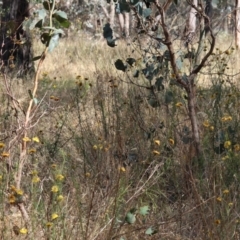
[{"left": 1, "top": 30, "right": 240, "bottom": 239}]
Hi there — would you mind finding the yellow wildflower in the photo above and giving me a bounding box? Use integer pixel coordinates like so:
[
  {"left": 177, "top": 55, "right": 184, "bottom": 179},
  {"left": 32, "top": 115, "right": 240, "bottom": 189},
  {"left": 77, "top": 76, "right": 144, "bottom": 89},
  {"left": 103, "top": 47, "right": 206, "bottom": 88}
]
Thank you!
[
  {"left": 85, "top": 172, "right": 91, "bottom": 178},
  {"left": 221, "top": 116, "right": 232, "bottom": 122},
  {"left": 216, "top": 197, "right": 222, "bottom": 202},
  {"left": 93, "top": 145, "right": 98, "bottom": 150},
  {"left": 210, "top": 126, "right": 214, "bottom": 131},
  {"left": 22, "top": 137, "right": 31, "bottom": 142},
  {"left": 15, "top": 189, "right": 24, "bottom": 195},
  {"left": 51, "top": 164, "right": 57, "bottom": 169},
  {"left": 8, "top": 194, "right": 16, "bottom": 203},
  {"left": 215, "top": 219, "right": 221, "bottom": 225},
  {"left": 1, "top": 152, "right": 9, "bottom": 157},
  {"left": 32, "top": 176, "right": 40, "bottom": 183},
  {"left": 46, "top": 222, "right": 53, "bottom": 228},
  {"left": 119, "top": 167, "right": 126, "bottom": 172},
  {"left": 10, "top": 185, "right": 16, "bottom": 191},
  {"left": 51, "top": 185, "right": 59, "bottom": 193},
  {"left": 152, "top": 150, "right": 160, "bottom": 155},
  {"left": 228, "top": 202, "right": 233, "bottom": 207},
  {"left": 234, "top": 144, "right": 240, "bottom": 152},
  {"left": 19, "top": 228, "right": 28, "bottom": 234},
  {"left": 175, "top": 102, "right": 183, "bottom": 107},
  {"left": 57, "top": 195, "right": 64, "bottom": 202},
  {"left": 0, "top": 143, "right": 5, "bottom": 148},
  {"left": 222, "top": 155, "right": 229, "bottom": 161},
  {"left": 32, "top": 137, "right": 40, "bottom": 143},
  {"left": 223, "top": 189, "right": 229, "bottom": 194},
  {"left": 55, "top": 174, "right": 64, "bottom": 181},
  {"left": 168, "top": 138, "right": 174, "bottom": 146},
  {"left": 31, "top": 170, "right": 38, "bottom": 175},
  {"left": 98, "top": 144, "right": 103, "bottom": 150},
  {"left": 51, "top": 213, "right": 59, "bottom": 220},
  {"left": 154, "top": 140, "right": 161, "bottom": 146},
  {"left": 0, "top": 175, "right": 2, "bottom": 181},
  {"left": 203, "top": 120, "right": 210, "bottom": 128},
  {"left": 224, "top": 141, "right": 231, "bottom": 149},
  {"left": 28, "top": 148, "right": 36, "bottom": 154}
]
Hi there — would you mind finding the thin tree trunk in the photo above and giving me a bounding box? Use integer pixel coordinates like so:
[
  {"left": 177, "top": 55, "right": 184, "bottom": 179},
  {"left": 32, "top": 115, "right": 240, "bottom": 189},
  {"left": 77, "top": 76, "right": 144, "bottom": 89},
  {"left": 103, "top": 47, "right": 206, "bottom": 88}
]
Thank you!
[
  {"left": 187, "top": 75, "right": 201, "bottom": 157},
  {"left": 235, "top": 0, "right": 240, "bottom": 48},
  {"left": 184, "top": 0, "right": 197, "bottom": 46}
]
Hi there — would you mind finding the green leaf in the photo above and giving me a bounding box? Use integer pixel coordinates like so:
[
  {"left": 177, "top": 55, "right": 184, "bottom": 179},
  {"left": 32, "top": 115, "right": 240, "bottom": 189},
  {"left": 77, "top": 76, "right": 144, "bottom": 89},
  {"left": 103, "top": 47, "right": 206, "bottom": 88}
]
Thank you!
[
  {"left": 48, "top": 34, "right": 60, "bottom": 52},
  {"left": 41, "top": 33, "right": 51, "bottom": 44},
  {"left": 155, "top": 77, "right": 164, "bottom": 91},
  {"left": 36, "top": 9, "right": 47, "bottom": 21},
  {"left": 32, "top": 56, "right": 42, "bottom": 61},
  {"left": 163, "top": 50, "right": 171, "bottom": 61},
  {"left": 43, "top": 1, "right": 53, "bottom": 10},
  {"left": 176, "top": 57, "right": 183, "bottom": 70},
  {"left": 53, "top": 29, "right": 65, "bottom": 36},
  {"left": 115, "top": 59, "right": 127, "bottom": 72},
  {"left": 143, "top": 8, "right": 152, "bottom": 18},
  {"left": 53, "top": 10, "right": 68, "bottom": 20},
  {"left": 28, "top": 9, "right": 47, "bottom": 30},
  {"left": 133, "top": 70, "right": 139, "bottom": 78},
  {"left": 145, "top": 226, "right": 158, "bottom": 235},
  {"left": 125, "top": 212, "right": 136, "bottom": 224},
  {"left": 126, "top": 58, "right": 136, "bottom": 66},
  {"left": 147, "top": 95, "right": 160, "bottom": 108},
  {"left": 139, "top": 205, "right": 150, "bottom": 216},
  {"left": 53, "top": 11, "right": 70, "bottom": 28},
  {"left": 106, "top": 38, "right": 117, "bottom": 47},
  {"left": 165, "top": 91, "right": 174, "bottom": 104},
  {"left": 59, "top": 19, "right": 71, "bottom": 28},
  {"left": 33, "top": 98, "right": 39, "bottom": 105},
  {"left": 35, "top": 19, "right": 44, "bottom": 28}
]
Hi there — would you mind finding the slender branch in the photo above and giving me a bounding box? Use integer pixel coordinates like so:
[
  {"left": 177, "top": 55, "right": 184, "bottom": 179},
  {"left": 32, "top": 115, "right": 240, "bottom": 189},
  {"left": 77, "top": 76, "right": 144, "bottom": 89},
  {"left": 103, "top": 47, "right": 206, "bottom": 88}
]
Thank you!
[{"left": 154, "top": 0, "right": 189, "bottom": 90}]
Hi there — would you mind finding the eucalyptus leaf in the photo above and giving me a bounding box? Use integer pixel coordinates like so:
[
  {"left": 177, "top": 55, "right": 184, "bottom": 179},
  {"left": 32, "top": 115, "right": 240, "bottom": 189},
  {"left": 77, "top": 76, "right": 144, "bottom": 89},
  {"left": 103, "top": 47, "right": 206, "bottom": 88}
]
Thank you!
[
  {"left": 165, "top": 91, "right": 174, "bottom": 104},
  {"left": 126, "top": 58, "right": 136, "bottom": 66},
  {"left": 155, "top": 77, "right": 164, "bottom": 91},
  {"left": 106, "top": 38, "right": 117, "bottom": 47},
  {"left": 48, "top": 34, "right": 59, "bottom": 52},
  {"left": 32, "top": 56, "right": 42, "bottom": 61},
  {"left": 41, "top": 32, "right": 50, "bottom": 44},
  {"left": 115, "top": 59, "right": 127, "bottom": 72},
  {"left": 125, "top": 212, "right": 136, "bottom": 224},
  {"left": 43, "top": 1, "right": 53, "bottom": 10},
  {"left": 145, "top": 226, "right": 158, "bottom": 235},
  {"left": 33, "top": 98, "right": 39, "bottom": 105},
  {"left": 143, "top": 8, "right": 152, "bottom": 18},
  {"left": 139, "top": 205, "right": 150, "bottom": 216},
  {"left": 53, "top": 10, "right": 68, "bottom": 20}
]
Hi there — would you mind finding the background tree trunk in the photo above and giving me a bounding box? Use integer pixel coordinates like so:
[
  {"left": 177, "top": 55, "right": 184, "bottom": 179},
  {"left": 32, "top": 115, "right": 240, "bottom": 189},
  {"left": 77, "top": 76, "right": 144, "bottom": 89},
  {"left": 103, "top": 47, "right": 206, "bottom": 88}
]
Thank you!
[
  {"left": 1, "top": 0, "right": 34, "bottom": 77},
  {"left": 235, "top": 0, "right": 240, "bottom": 47},
  {"left": 184, "top": 0, "right": 197, "bottom": 46}
]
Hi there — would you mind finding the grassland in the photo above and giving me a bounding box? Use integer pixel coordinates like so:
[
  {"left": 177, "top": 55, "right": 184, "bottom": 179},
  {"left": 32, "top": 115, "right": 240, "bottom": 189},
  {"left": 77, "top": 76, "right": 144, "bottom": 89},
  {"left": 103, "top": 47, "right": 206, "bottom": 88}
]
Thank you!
[{"left": 0, "top": 30, "right": 240, "bottom": 239}]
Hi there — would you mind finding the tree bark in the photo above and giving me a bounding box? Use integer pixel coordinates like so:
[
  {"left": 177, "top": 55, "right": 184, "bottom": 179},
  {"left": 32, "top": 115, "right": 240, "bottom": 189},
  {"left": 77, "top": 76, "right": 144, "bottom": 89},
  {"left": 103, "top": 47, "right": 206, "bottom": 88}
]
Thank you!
[
  {"left": 235, "top": 0, "right": 240, "bottom": 48},
  {"left": 184, "top": 0, "right": 197, "bottom": 46},
  {"left": 1, "top": 0, "right": 34, "bottom": 77}
]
